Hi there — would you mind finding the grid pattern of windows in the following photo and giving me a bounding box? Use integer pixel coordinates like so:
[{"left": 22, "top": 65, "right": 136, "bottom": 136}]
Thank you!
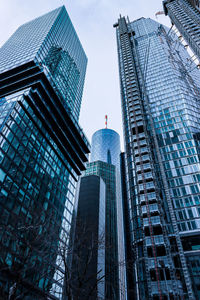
[
  {"left": 0, "top": 6, "right": 87, "bottom": 120},
  {"left": 84, "top": 161, "right": 119, "bottom": 300},
  {"left": 91, "top": 129, "right": 121, "bottom": 167},
  {"left": 164, "top": 0, "right": 200, "bottom": 61},
  {"left": 43, "top": 46, "right": 80, "bottom": 115},
  {"left": 90, "top": 128, "right": 127, "bottom": 299},
  {"left": 0, "top": 6, "right": 89, "bottom": 299},
  {"left": 0, "top": 92, "right": 76, "bottom": 297},
  {"left": 132, "top": 19, "right": 200, "bottom": 234},
  {"left": 116, "top": 16, "right": 200, "bottom": 299}
]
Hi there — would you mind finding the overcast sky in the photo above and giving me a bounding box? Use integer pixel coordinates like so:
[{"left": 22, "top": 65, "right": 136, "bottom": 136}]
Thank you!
[{"left": 0, "top": 0, "right": 171, "bottom": 149}]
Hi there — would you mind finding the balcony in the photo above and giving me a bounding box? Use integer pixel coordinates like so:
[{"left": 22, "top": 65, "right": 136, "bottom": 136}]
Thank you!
[
  {"left": 151, "top": 281, "right": 173, "bottom": 295},
  {"left": 136, "top": 163, "right": 151, "bottom": 172},
  {"left": 133, "top": 140, "right": 147, "bottom": 148},
  {"left": 142, "top": 203, "right": 159, "bottom": 214},
  {"left": 140, "top": 192, "right": 157, "bottom": 203},
  {"left": 138, "top": 171, "right": 153, "bottom": 181},
  {"left": 139, "top": 181, "right": 155, "bottom": 192},
  {"left": 132, "top": 132, "right": 145, "bottom": 141},
  {"left": 143, "top": 216, "right": 161, "bottom": 227},
  {"left": 131, "top": 120, "right": 143, "bottom": 127},
  {"left": 135, "top": 154, "right": 150, "bottom": 164},
  {"left": 146, "top": 235, "right": 164, "bottom": 246},
  {"left": 134, "top": 147, "right": 148, "bottom": 155},
  {"left": 147, "top": 256, "right": 170, "bottom": 269}
]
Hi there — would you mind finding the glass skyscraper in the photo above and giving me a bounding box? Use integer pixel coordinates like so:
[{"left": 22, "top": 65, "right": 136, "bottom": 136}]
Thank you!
[
  {"left": 0, "top": 6, "right": 87, "bottom": 120},
  {"left": 163, "top": 0, "right": 200, "bottom": 61},
  {"left": 71, "top": 174, "right": 106, "bottom": 300},
  {"left": 85, "top": 128, "right": 127, "bottom": 300},
  {"left": 115, "top": 16, "right": 200, "bottom": 299},
  {"left": 0, "top": 6, "right": 89, "bottom": 299},
  {"left": 84, "top": 161, "right": 120, "bottom": 299},
  {"left": 91, "top": 128, "right": 121, "bottom": 167}
]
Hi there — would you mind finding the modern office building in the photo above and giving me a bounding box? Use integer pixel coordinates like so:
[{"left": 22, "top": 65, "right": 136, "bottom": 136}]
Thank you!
[
  {"left": 71, "top": 175, "right": 106, "bottom": 300},
  {"left": 0, "top": 6, "right": 87, "bottom": 120},
  {"left": 163, "top": 0, "right": 200, "bottom": 61},
  {"left": 84, "top": 160, "right": 119, "bottom": 299},
  {"left": 0, "top": 6, "right": 89, "bottom": 299},
  {"left": 84, "top": 128, "right": 126, "bottom": 300},
  {"left": 114, "top": 16, "right": 200, "bottom": 299},
  {"left": 91, "top": 128, "right": 121, "bottom": 167}
]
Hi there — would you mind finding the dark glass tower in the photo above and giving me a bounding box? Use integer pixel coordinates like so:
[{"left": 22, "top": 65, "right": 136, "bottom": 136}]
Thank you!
[
  {"left": 163, "top": 0, "right": 200, "bottom": 61},
  {"left": 0, "top": 6, "right": 89, "bottom": 299},
  {"left": 84, "top": 128, "right": 127, "bottom": 300},
  {"left": 114, "top": 16, "right": 200, "bottom": 300},
  {"left": 71, "top": 175, "right": 106, "bottom": 300},
  {"left": 85, "top": 161, "right": 120, "bottom": 299}
]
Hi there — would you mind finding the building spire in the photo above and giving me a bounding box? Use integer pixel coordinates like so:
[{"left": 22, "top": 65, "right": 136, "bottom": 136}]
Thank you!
[{"left": 105, "top": 115, "right": 108, "bottom": 129}]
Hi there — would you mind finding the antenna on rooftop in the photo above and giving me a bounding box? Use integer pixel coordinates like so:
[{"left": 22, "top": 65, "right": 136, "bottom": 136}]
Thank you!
[
  {"left": 105, "top": 115, "right": 108, "bottom": 129},
  {"left": 155, "top": 11, "right": 164, "bottom": 18}
]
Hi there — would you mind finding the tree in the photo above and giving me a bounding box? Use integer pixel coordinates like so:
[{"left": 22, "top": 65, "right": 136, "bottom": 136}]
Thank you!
[
  {"left": 0, "top": 204, "right": 58, "bottom": 300},
  {"left": 56, "top": 224, "right": 106, "bottom": 300},
  {"left": 51, "top": 219, "right": 127, "bottom": 300},
  {"left": 0, "top": 208, "right": 127, "bottom": 300}
]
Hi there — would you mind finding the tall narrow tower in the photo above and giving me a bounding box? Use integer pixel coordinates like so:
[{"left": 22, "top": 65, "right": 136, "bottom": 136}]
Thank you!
[
  {"left": 115, "top": 16, "right": 200, "bottom": 299},
  {"left": 85, "top": 128, "right": 127, "bottom": 300}
]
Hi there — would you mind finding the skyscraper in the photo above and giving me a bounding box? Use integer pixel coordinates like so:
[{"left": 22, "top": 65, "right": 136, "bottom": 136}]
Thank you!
[
  {"left": 163, "top": 0, "right": 200, "bottom": 60},
  {"left": 91, "top": 128, "right": 121, "bottom": 166},
  {"left": 71, "top": 175, "right": 106, "bottom": 300},
  {"left": 0, "top": 6, "right": 89, "bottom": 299},
  {"left": 84, "top": 128, "right": 126, "bottom": 300},
  {"left": 115, "top": 16, "right": 200, "bottom": 299},
  {"left": 0, "top": 6, "right": 87, "bottom": 120}
]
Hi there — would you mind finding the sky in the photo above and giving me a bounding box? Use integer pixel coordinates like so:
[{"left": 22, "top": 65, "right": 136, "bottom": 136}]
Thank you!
[{"left": 0, "top": 0, "right": 171, "bottom": 150}]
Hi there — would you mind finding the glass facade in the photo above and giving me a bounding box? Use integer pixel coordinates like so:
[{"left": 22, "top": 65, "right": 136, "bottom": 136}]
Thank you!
[
  {"left": 0, "top": 7, "right": 89, "bottom": 300},
  {"left": 0, "top": 6, "right": 87, "bottom": 120},
  {"left": 91, "top": 128, "right": 121, "bottom": 167},
  {"left": 84, "top": 161, "right": 120, "bottom": 300},
  {"left": 87, "top": 128, "right": 127, "bottom": 300},
  {"left": 115, "top": 16, "right": 200, "bottom": 299},
  {"left": 71, "top": 175, "right": 106, "bottom": 300},
  {"left": 163, "top": 0, "right": 200, "bottom": 61}
]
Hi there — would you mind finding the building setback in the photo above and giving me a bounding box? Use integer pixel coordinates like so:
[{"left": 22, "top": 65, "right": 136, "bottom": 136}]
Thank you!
[
  {"left": 0, "top": 6, "right": 89, "bottom": 299},
  {"left": 163, "top": 0, "right": 200, "bottom": 61},
  {"left": 114, "top": 16, "right": 200, "bottom": 300}
]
